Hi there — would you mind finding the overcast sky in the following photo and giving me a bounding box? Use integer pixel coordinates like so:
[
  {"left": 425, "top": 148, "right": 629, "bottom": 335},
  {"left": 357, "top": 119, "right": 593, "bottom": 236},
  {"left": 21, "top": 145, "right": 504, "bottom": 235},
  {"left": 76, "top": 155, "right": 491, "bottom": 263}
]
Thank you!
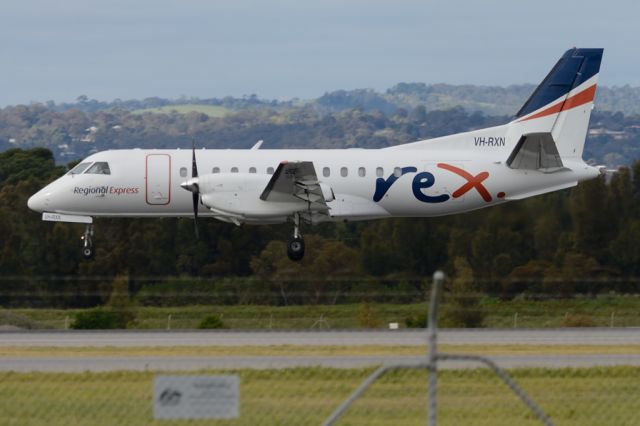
[{"left": 1, "top": 0, "right": 638, "bottom": 106}]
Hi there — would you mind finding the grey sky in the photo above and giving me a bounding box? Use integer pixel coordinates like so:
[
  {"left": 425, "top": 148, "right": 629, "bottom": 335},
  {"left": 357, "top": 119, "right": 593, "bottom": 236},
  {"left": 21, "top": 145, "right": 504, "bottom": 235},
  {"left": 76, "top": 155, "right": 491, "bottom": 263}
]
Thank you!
[{"left": 1, "top": 0, "right": 638, "bottom": 106}]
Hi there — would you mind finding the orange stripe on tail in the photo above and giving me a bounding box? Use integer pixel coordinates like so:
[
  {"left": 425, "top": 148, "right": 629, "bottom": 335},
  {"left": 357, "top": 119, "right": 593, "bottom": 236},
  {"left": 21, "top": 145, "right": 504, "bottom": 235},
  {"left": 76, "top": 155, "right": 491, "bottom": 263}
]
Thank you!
[{"left": 518, "top": 84, "right": 596, "bottom": 122}]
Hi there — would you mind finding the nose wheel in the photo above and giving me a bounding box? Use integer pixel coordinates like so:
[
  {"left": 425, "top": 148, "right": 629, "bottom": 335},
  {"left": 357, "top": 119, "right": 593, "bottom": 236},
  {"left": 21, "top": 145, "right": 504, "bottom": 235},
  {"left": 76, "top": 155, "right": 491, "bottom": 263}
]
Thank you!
[
  {"left": 81, "top": 224, "right": 94, "bottom": 260},
  {"left": 287, "top": 213, "right": 305, "bottom": 262}
]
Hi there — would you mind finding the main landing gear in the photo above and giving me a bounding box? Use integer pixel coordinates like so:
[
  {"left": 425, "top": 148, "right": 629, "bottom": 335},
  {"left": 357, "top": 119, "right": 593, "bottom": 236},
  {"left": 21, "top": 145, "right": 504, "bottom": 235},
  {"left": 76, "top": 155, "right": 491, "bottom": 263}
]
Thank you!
[
  {"left": 287, "top": 213, "right": 305, "bottom": 262},
  {"left": 81, "top": 224, "right": 95, "bottom": 260}
]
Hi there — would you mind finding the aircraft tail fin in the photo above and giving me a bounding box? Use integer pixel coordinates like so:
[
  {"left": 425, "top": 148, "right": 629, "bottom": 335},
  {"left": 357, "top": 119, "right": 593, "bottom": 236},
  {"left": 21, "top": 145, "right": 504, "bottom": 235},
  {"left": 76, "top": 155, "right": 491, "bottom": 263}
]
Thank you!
[
  {"left": 385, "top": 48, "right": 603, "bottom": 160},
  {"left": 511, "top": 48, "right": 603, "bottom": 161}
]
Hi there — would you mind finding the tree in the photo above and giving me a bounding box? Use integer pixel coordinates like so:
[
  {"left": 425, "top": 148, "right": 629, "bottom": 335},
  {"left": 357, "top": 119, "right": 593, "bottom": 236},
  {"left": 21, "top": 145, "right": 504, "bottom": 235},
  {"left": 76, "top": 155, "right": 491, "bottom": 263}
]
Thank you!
[
  {"left": 106, "top": 274, "right": 137, "bottom": 328},
  {"left": 569, "top": 177, "right": 614, "bottom": 262},
  {"left": 442, "top": 257, "right": 485, "bottom": 327}
]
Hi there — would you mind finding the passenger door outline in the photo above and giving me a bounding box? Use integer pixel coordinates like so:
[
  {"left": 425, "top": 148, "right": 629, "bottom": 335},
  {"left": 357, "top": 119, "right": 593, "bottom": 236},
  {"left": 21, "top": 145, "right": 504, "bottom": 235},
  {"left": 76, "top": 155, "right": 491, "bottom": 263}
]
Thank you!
[{"left": 146, "top": 154, "right": 171, "bottom": 205}]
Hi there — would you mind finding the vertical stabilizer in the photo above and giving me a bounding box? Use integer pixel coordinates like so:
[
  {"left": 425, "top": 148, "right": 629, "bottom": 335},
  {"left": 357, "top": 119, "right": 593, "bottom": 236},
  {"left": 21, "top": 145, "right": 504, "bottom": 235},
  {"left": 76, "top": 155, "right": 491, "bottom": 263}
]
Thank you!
[{"left": 512, "top": 48, "right": 603, "bottom": 160}]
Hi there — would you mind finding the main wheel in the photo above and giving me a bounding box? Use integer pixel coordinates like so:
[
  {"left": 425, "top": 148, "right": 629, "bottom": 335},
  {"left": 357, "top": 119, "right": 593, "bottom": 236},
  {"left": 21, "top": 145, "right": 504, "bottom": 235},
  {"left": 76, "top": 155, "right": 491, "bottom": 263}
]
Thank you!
[
  {"left": 287, "top": 236, "right": 305, "bottom": 261},
  {"left": 82, "top": 245, "right": 95, "bottom": 260}
]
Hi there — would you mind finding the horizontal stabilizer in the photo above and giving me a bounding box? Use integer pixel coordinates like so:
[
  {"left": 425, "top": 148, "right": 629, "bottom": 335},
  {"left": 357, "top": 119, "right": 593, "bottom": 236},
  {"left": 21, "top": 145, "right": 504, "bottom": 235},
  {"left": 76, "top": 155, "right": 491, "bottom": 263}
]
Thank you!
[{"left": 506, "top": 133, "right": 567, "bottom": 173}]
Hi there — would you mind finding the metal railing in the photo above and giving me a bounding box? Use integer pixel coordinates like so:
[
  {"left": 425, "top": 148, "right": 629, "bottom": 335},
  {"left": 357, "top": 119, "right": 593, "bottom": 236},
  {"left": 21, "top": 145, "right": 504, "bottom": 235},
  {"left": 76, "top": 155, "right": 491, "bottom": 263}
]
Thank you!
[{"left": 323, "top": 270, "right": 554, "bottom": 426}]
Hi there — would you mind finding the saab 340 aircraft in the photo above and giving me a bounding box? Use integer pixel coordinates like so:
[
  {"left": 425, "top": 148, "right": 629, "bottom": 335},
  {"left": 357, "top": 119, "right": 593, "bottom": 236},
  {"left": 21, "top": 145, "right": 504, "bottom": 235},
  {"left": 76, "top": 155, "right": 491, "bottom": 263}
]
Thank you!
[{"left": 28, "top": 48, "right": 604, "bottom": 261}]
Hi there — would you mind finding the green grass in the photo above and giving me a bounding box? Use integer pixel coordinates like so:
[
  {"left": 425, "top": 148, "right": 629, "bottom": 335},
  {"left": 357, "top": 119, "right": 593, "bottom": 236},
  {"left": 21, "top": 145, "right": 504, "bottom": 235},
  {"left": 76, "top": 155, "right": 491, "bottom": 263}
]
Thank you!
[
  {"left": 480, "top": 295, "right": 640, "bottom": 328},
  {"left": 0, "top": 367, "right": 637, "bottom": 425},
  {"left": 132, "top": 104, "right": 230, "bottom": 117},
  {"left": 6, "top": 295, "right": 640, "bottom": 330}
]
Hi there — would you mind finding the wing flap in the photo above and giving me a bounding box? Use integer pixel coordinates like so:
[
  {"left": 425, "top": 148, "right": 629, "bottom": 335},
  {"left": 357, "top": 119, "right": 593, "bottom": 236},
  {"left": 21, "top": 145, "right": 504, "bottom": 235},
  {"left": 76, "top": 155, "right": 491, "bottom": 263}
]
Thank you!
[{"left": 260, "top": 161, "right": 330, "bottom": 212}]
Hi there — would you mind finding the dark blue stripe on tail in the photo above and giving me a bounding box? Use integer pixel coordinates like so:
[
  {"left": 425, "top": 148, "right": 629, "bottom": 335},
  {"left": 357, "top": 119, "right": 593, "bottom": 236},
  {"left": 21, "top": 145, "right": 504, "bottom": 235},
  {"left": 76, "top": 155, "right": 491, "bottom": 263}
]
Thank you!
[{"left": 515, "top": 48, "right": 603, "bottom": 118}]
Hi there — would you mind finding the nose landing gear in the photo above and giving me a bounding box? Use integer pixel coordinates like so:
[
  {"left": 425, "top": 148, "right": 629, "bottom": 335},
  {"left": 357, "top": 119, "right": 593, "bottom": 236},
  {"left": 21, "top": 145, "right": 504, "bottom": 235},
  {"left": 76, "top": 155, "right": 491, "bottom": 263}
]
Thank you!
[
  {"left": 287, "top": 213, "right": 305, "bottom": 262},
  {"left": 81, "top": 224, "right": 94, "bottom": 260}
]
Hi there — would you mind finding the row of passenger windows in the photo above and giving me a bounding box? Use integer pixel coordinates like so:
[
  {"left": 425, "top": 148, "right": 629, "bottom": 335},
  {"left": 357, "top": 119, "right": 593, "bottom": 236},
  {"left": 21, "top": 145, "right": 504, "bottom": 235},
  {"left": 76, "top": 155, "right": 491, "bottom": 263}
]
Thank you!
[
  {"left": 178, "top": 166, "right": 398, "bottom": 178},
  {"left": 179, "top": 167, "right": 275, "bottom": 177},
  {"left": 325, "top": 167, "right": 386, "bottom": 178}
]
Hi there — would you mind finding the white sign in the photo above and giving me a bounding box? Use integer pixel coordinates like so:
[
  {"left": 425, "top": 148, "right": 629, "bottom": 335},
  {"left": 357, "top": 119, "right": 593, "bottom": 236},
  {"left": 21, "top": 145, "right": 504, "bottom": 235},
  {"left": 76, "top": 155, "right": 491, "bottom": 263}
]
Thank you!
[
  {"left": 42, "top": 212, "right": 93, "bottom": 224},
  {"left": 153, "top": 375, "right": 240, "bottom": 420}
]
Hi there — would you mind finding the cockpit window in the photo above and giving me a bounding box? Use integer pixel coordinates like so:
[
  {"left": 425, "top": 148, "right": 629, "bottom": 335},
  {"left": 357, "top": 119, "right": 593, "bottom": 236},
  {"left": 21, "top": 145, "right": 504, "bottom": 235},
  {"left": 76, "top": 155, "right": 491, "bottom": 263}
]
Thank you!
[
  {"left": 85, "top": 162, "right": 111, "bottom": 175},
  {"left": 67, "top": 162, "right": 92, "bottom": 175}
]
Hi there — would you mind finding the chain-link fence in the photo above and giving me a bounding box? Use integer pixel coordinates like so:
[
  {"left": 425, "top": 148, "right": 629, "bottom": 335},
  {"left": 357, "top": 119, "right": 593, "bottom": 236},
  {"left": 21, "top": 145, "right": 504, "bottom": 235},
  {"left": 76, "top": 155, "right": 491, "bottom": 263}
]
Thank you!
[
  {"left": 0, "top": 358, "right": 638, "bottom": 424},
  {"left": 0, "top": 275, "right": 639, "bottom": 425}
]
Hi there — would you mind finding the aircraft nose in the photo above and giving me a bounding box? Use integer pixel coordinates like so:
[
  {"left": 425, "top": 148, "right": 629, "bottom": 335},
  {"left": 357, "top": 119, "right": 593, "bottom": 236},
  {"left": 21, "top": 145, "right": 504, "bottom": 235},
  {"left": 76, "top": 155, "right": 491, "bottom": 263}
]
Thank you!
[{"left": 27, "top": 192, "right": 46, "bottom": 212}]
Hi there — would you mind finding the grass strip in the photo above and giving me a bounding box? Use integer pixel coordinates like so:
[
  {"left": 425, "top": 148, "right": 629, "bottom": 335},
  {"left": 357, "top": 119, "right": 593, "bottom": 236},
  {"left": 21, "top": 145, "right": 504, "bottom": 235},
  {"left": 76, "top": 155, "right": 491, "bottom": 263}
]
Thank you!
[{"left": 0, "top": 366, "right": 638, "bottom": 425}]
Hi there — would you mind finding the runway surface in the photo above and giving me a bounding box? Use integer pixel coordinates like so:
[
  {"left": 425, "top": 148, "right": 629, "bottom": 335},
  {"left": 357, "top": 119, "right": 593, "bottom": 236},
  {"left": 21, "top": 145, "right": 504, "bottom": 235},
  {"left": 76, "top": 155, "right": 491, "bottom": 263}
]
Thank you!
[
  {"left": 1, "top": 354, "right": 640, "bottom": 372},
  {"left": 1, "top": 329, "right": 639, "bottom": 372},
  {"left": 2, "top": 328, "right": 639, "bottom": 347}
]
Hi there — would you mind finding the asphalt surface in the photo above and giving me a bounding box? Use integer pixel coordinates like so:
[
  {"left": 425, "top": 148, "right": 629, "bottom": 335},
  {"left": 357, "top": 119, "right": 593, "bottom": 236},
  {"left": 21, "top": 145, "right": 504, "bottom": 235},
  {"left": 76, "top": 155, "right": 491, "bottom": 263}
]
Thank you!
[
  {"left": 1, "top": 354, "right": 640, "bottom": 372},
  {"left": 1, "top": 329, "right": 639, "bottom": 372},
  {"left": 1, "top": 328, "right": 639, "bottom": 347}
]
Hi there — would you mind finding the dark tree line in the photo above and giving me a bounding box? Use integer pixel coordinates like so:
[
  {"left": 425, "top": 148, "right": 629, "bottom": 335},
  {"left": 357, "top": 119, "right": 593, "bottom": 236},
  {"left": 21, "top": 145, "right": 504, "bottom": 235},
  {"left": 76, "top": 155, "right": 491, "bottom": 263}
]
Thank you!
[{"left": 1, "top": 148, "right": 639, "bottom": 308}]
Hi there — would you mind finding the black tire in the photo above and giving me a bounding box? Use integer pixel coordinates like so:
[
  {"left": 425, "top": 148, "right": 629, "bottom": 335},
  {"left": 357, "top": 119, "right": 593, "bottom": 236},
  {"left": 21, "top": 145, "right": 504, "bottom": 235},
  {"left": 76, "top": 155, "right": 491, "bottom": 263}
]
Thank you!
[
  {"left": 287, "top": 236, "right": 305, "bottom": 261},
  {"left": 82, "top": 246, "right": 94, "bottom": 260}
]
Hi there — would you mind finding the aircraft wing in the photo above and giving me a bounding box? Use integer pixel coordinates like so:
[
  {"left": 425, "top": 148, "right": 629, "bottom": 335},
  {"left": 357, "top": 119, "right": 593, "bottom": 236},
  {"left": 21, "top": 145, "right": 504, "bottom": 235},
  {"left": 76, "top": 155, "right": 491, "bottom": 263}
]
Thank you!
[{"left": 260, "top": 161, "right": 329, "bottom": 211}]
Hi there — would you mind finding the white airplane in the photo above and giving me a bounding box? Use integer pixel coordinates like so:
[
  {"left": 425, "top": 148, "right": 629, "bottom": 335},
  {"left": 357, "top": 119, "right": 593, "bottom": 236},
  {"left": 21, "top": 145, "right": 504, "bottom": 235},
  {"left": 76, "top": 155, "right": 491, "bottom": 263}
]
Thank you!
[{"left": 28, "top": 48, "right": 604, "bottom": 261}]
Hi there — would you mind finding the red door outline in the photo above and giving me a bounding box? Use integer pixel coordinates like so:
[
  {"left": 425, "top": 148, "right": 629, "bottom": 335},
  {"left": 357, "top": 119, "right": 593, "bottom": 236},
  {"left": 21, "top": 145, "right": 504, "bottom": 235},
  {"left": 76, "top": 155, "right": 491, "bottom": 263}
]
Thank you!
[{"left": 145, "top": 154, "right": 171, "bottom": 205}]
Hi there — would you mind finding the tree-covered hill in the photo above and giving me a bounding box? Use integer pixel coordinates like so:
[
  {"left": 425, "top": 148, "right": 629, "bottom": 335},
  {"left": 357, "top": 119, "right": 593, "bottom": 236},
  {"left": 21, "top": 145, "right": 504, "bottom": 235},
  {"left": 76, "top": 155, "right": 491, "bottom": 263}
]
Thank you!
[
  {"left": 36, "top": 84, "right": 640, "bottom": 117},
  {"left": 1, "top": 102, "right": 639, "bottom": 169},
  {"left": 317, "top": 85, "right": 640, "bottom": 117}
]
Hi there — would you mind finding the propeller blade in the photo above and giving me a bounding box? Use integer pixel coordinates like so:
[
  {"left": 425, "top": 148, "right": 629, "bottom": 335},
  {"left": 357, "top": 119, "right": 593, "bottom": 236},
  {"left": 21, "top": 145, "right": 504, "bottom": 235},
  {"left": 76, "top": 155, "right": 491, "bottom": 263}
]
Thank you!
[
  {"left": 192, "top": 138, "right": 199, "bottom": 178},
  {"left": 193, "top": 192, "right": 199, "bottom": 239},
  {"left": 191, "top": 139, "right": 200, "bottom": 238}
]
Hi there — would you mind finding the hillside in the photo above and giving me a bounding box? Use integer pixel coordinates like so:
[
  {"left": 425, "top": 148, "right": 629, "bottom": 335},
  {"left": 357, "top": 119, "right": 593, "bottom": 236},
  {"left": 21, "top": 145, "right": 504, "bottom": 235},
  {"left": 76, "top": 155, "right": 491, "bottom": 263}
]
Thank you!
[
  {"left": 1, "top": 84, "right": 639, "bottom": 168},
  {"left": 315, "top": 84, "right": 640, "bottom": 116},
  {"left": 39, "top": 84, "right": 640, "bottom": 117},
  {"left": 131, "top": 104, "right": 230, "bottom": 117}
]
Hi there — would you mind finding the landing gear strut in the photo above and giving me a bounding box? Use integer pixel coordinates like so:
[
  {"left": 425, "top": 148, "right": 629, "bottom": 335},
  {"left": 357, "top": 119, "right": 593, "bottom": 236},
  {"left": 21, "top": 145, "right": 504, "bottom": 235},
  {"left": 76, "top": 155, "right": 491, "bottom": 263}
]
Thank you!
[
  {"left": 81, "top": 224, "right": 94, "bottom": 260},
  {"left": 287, "top": 213, "right": 305, "bottom": 262}
]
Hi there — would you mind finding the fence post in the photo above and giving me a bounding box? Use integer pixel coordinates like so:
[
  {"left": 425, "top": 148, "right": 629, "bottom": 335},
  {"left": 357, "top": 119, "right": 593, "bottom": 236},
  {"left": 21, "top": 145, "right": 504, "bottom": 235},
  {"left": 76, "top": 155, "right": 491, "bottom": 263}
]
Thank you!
[{"left": 428, "top": 270, "right": 445, "bottom": 426}]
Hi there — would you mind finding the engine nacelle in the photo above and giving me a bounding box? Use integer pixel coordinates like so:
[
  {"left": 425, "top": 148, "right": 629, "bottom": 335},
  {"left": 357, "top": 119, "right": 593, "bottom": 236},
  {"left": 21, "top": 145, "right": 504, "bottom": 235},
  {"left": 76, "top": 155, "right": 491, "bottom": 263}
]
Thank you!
[
  {"left": 198, "top": 172, "right": 269, "bottom": 195},
  {"left": 198, "top": 173, "right": 307, "bottom": 218}
]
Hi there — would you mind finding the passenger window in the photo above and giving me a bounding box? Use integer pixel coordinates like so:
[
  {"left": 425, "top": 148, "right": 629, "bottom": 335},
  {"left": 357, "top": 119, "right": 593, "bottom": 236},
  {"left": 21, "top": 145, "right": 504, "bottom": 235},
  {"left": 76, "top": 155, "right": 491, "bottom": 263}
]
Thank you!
[
  {"left": 231, "top": 167, "right": 239, "bottom": 173},
  {"left": 358, "top": 167, "right": 366, "bottom": 177},
  {"left": 340, "top": 167, "right": 348, "bottom": 177},
  {"left": 68, "top": 162, "right": 92, "bottom": 175},
  {"left": 267, "top": 167, "right": 274, "bottom": 174},
  {"left": 376, "top": 167, "right": 384, "bottom": 177},
  {"left": 393, "top": 167, "right": 402, "bottom": 177},
  {"left": 249, "top": 167, "right": 257, "bottom": 174},
  {"left": 323, "top": 167, "right": 330, "bottom": 177},
  {"left": 212, "top": 167, "right": 220, "bottom": 173},
  {"left": 180, "top": 167, "right": 188, "bottom": 177}
]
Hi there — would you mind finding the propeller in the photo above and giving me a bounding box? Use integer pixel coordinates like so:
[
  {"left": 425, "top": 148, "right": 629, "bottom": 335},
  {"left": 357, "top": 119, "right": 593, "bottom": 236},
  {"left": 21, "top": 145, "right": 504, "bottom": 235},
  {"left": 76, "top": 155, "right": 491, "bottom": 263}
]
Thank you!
[{"left": 180, "top": 139, "right": 201, "bottom": 238}]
